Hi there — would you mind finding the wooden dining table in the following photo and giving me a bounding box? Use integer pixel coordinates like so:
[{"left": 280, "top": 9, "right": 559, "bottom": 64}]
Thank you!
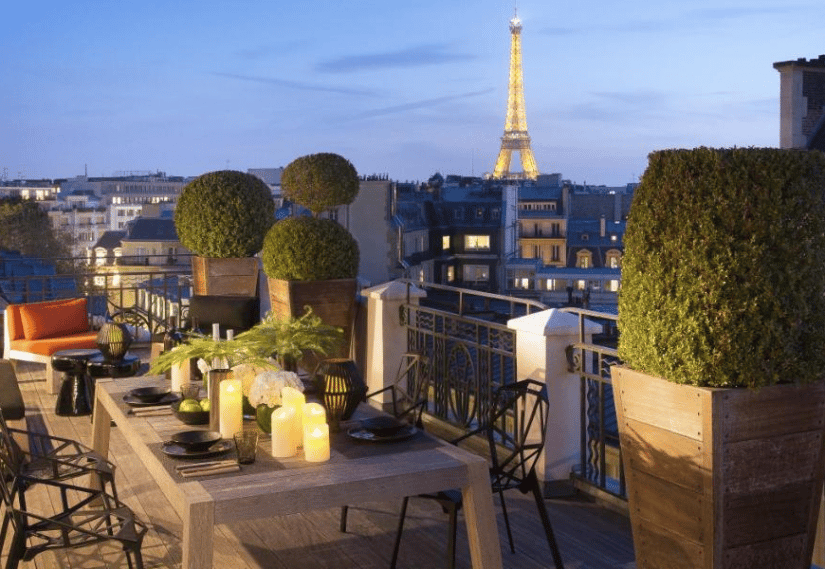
[{"left": 91, "top": 376, "right": 504, "bottom": 569}]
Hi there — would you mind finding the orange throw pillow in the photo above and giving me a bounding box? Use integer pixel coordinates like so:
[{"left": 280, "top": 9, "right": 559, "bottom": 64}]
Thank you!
[{"left": 19, "top": 298, "right": 90, "bottom": 340}]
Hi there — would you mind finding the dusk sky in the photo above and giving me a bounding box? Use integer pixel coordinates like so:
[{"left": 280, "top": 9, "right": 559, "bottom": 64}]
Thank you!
[{"left": 3, "top": 1, "right": 823, "bottom": 186}]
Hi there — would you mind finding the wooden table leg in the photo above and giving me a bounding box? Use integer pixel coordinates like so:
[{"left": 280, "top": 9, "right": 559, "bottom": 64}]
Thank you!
[
  {"left": 182, "top": 488, "right": 215, "bottom": 569},
  {"left": 461, "top": 458, "right": 504, "bottom": 569},
  {"left": 90, "top": 389, "right": 112, "bottom": 492}
]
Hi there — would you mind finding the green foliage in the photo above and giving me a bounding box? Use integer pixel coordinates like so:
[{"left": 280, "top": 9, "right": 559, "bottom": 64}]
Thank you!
[
  {"left": 261, "top": 217, "right": 359, "bottom": 281},
  {"left": 147, "top": 333, "right": 277, "bottom": 375},
  {"left": 618, "top": 147, "right": 825, "bottom": 388},
  {"left": 174, "top": 170, "right": 275, "bottom": 258},
  {"left": 0, "top": 198, "right": 74, "bottom": 263},
  {"left": 281, "top": 153, "right": 359, "bottom": 216},
  {"left": 237, "top": 306, "right": 343, "bottom": 366}
]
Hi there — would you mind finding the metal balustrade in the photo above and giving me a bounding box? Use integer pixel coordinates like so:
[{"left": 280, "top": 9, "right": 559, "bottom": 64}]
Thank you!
[{"left": 561, "top": 307, "right": 625, "bottom": 500}]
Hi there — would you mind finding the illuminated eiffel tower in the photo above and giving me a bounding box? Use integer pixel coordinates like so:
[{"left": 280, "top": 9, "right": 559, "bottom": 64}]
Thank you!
[{"left": 492, "top": 10, "right": 539, "bottom": 180}]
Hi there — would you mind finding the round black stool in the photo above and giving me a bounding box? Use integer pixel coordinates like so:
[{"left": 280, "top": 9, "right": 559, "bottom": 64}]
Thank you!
[
  {"left": 52, "top": 349, "right": 101, "bottom": 417},
  {"left": 87, "top": 354, "right": 141, "bottom": 379}
]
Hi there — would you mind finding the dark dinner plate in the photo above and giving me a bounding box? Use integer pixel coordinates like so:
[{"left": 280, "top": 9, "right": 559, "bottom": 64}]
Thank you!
[
  {"left": 348, "top": 424, "right": 417, "bottom": 443},
  {"left": 160, "top": 439, "right": 233, "bottom": 459},
  {"left": 123, "top": 392, "right": 181, "bottom": 407}
]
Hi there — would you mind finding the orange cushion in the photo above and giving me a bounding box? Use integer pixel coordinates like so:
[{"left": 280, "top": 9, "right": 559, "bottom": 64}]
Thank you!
[
  {"left": 7, "top": 298, "right": 84, "bottom": 341},
  {"left": 9, "top": 331, "right": 99, "bottom": 356},
  {"left": 18, "top": 298, "right": 89, "bottom": 340}
]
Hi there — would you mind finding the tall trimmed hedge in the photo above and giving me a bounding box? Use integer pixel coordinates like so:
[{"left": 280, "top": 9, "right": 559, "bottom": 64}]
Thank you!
[
  {"left": 618, "top": 147, "right": 825, "bottom": 388},
  {"left": 175, "top": 170, "right": 275, "bottom": 258},
  {"left": 262, "top": 217, "right": 359, "bottom": 281},
  {"left": 281, "top": 153, "right": 359, "bottom": 216}
]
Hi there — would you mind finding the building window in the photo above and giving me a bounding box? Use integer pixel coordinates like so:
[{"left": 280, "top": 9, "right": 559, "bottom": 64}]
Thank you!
[
  {"left": 475, "top": 207, "right": 485, "bottom": 219},
  {"left": 491, "top": 208, "right": 500, "bottom": 221},
  {"left": 577, "top": 250, "right": 592, "bottom": 268},
  {"left": 447, "top": 266, "right": 455, "bottom": 282},
  {"left": 606, "top": 249, "right": 621, "bottom": 269},
  {"left": 453, "top": 208, "right": 464, "bottom": 222},
  {"left": 551, "top": 245, "right": 560, "bottom": 262},
  {"left": 465, "top": 235, "right": 490, "bottom": 251},
  {"left": 463, "top": 264, "right": 489, "bottom": 282},
  {"left": 442, "top": 235, "right": 450, "bottom": 251}
]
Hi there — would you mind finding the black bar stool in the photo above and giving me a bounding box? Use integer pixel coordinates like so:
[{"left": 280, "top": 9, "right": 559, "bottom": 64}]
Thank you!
[{"left": 52, "top": 349, "right": 100, "bottom": 417}]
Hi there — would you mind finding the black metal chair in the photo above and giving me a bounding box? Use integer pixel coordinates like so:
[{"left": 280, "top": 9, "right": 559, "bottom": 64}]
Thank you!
[
  {"left": 0, "top": 409, "right": 119, "bottom": 509},
  {"left": 339, "top": 351, "right": 432, "bottom": 533},
  {"left": 0, "top": 411, "right": 146, "bottom": 569},
  {"left": 390, "top": 379, "right": 564, "bottom": 569}
]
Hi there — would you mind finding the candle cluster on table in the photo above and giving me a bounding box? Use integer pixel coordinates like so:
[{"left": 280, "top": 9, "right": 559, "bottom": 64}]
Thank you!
[{"left": 269, "top": 388, "right": 330, "bottom": 462}]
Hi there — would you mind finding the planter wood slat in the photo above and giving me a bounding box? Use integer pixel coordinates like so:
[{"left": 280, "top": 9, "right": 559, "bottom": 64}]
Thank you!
[
  {"left": 613, "top": 366, "right": 825, "bottom": 569},
  {"left": 192, "top": 256, "right": 260, "bottom": 297}
]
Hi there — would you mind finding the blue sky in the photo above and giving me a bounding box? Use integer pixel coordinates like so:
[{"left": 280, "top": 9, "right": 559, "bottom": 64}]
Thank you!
[{"left": 2, "top": 0, "right": 823, "bottom": 185}]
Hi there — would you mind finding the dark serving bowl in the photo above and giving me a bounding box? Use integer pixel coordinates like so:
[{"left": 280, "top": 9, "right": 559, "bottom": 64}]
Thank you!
[
  {"left": 129, "top": 386, "right": 172, "bottom": 404},
  {"left": 361, "top": 416, "right": 407, "bottom": 437},
  {"left": 172, "top": 401, "right": 210, "bottom": 426},
  {"left": 170, "top": 430, "right": 222, "bottom": 452}
]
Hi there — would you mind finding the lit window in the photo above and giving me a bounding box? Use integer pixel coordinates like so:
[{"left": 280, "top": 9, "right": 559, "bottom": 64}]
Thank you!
[
  {"left": 577, "top": 250, "right": 592, "bottom": 268},
  {"left": 442, "top": 235, "right": 450, "bottom": 250},
  {"left": 463, "top": 264, "right": 489, "bottom": 281},
  {"left": 447, "top": 266, "right": 455, "bottom": 282},
  {"left": 465, "top": 235, "right": 490, "bottom": 251}
]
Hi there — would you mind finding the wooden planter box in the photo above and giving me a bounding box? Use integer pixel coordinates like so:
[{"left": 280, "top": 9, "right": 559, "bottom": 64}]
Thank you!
[
  {"left": 191, "top": 256, "right": 259, "bottom": 297},
  {"left": 267, "top": 277, "right": 357, "bottom": 362},
  {"left": 612, "top": 366, "right": 825, "bottom": 569}
]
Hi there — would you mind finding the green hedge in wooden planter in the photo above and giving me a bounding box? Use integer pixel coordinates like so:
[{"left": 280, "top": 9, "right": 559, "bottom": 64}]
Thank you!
[{"left": 618, "top": 147, "right": 825, "bottom": 388}]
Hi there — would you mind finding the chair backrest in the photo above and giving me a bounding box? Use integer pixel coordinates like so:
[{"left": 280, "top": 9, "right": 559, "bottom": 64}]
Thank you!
[
  {"left": 0, "top": 409, "right": 25, "bottom": 518},
  {"left": 486, "top": 379, "right": 549, "bottom": 491},
  {"left": 390, "top": 352, "right": 433, "bottom": 426}
]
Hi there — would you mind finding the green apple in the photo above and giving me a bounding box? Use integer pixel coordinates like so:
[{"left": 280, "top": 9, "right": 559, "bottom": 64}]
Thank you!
[
  {"left": 199, "top": 398, "right": 211, "bottom": 412},
  {"left": 179, "top": 399, "right": 201, "bottom": 413}
]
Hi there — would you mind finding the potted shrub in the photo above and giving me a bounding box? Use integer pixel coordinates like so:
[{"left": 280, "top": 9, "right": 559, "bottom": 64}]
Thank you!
[
  {"left": 262, "top": 153, "right": 360, "bottom": 360},
  {"left": 614, "top": 147, "right": 825, "bottom": 568},
  {"left": 175, "top": 170, "right": 275, "bottom": 296}
]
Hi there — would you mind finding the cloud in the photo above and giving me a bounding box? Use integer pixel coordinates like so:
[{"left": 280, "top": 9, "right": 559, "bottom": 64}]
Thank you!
[
  {"left": 347, "top": 88, "right": 494, "bottom": 120},
  {"left": 211, "top": 72, "right": 375, "bottom": 96},
  {"left": 317, "top": 43, "right": 476, "bottom": 73}
]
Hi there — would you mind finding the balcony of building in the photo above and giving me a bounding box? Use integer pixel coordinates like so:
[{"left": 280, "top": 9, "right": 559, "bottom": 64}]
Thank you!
[{"left": 0, "top": 258, "right": 821, "bottom": 568}]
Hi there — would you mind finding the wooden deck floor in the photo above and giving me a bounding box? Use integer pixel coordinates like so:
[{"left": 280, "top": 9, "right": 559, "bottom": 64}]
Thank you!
[{"left": 6, "top": 351, "right": 636, "bottom": 569}]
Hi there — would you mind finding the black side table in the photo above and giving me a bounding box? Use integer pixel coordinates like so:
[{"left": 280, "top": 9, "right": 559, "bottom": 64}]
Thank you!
[
  {"left": 87, "top": 354, "right": 141, "bottom": 379},
  {"left": 52, "top": 349, "right": 101, "bottom": 417}
]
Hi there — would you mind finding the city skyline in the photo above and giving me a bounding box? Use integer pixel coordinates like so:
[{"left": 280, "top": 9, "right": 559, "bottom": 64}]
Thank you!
[{"left": 2, "top": 0, "right": 823, "bottom": 185}]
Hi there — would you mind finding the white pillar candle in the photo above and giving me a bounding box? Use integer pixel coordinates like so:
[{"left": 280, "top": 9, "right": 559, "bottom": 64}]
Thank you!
[
  {"left": 219, "top": 378, "right": 243, "bottom": 439},
  {"left": 171, "top": 360, "right": 191, "bottom": 393},
  {"left": 281, "top": 387, "right": 306, "bottom": 447},
  {"left": 303, "top": 423, "right": 330, "bottom": 462},
  {"left": 212, "top": 322, "right": 220, "bottom": 341},
  {"left": 271, "top": 406, "right": 297, "bottom": 458},
  {"left": 303, "top": 402, "right": 327, "bottom": 429},
  {"left": 226, "top": 329, "right": 234, "bottom": 341}
]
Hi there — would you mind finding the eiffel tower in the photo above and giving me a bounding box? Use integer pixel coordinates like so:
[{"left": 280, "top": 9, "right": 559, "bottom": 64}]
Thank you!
[{"left": 492, "top": 11, "right": 539, "bottom": 180}]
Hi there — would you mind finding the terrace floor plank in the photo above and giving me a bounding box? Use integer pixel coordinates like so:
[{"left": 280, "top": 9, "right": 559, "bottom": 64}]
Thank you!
[{"left": 3, "top": 351, "right": 636, "bottom": 569}]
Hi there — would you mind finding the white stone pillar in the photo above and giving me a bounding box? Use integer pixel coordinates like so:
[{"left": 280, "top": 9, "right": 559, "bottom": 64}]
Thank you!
[
  {"left": 508, "top": 309, "right": 601, "bottom": 496},
  {"left": 362, "top": 281, "right": 426, "bottom": 403}
]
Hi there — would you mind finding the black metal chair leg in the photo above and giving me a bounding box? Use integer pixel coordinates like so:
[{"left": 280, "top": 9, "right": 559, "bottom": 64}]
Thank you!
[
  {"left": 498, "top": 489, "right": 515, "bottom": 553},
  {"left": 528, "top": 473, "right": 564, "bottom": 569},
  {"left": 390, "top": 497, "right": 409, "bottom": 569},
  {"left": 446, "top": 503, "right": 458, "bottom": 569},
  {"left": 340, "top": 505, "right": 349, "bottom": 532}
]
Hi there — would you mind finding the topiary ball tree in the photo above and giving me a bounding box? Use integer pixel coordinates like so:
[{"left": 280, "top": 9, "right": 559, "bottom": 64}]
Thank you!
[
  {"left": 175, "top": 170, "right": 275, "bottom": 258},
  {"left": 281, "top": 153, "right": 359, "bottom": 216},
  {"left": 262, "top": 217, "right": 359, "bottom": 281},
  {"left": 618, "top": 147, "right": 825, "bottom": 388}
]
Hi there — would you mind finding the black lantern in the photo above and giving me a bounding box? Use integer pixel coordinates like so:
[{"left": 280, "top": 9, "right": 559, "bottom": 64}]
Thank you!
[
  {"left": 96, "top": 321, "right": 133, "bottom": 362},
  {"left": 314, "top": 359, "right": 367, "bottom": 431}
]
